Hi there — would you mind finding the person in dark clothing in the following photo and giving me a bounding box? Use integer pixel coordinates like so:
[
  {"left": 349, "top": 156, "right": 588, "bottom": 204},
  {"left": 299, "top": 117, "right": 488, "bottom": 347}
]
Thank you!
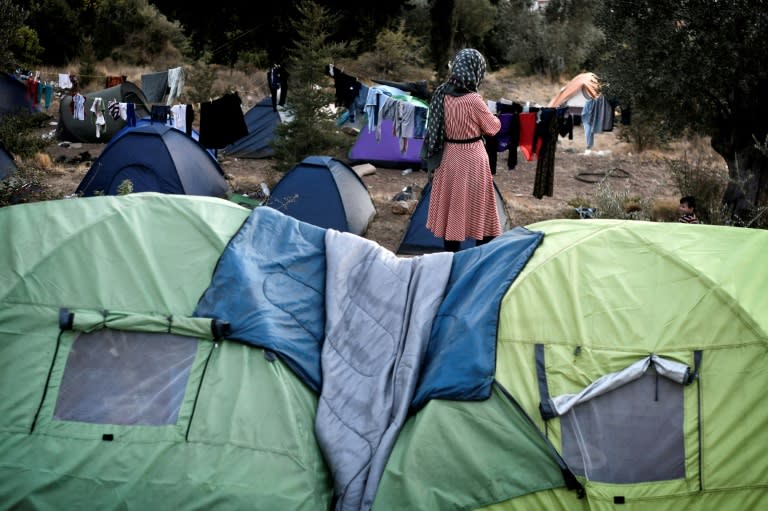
[{"left": 267, "top": 64, "right": 289, "bottom": 112}]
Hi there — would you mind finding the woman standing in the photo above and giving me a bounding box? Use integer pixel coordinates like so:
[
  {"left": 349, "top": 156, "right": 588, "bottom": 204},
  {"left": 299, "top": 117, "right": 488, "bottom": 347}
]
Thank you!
[{"left": 421, "top": 48, "right": 502, "bottom": 252}]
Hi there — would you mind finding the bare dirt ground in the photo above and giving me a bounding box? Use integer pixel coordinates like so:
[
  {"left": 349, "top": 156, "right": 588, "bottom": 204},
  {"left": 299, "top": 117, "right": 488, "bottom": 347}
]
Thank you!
[{"left": 34, "top": 74, "right": 723, "bottom": 254}]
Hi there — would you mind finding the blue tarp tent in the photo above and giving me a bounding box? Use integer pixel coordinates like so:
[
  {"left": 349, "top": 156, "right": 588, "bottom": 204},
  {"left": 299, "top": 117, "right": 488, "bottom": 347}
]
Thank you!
[
  {"left": 0, "top": 73, "right": 33, "bottom": 116},
  {"left": 397, "top": 180, "right": 512, "bottom": 255},
  {"left": 264, "top": 156, "right": 376, "bottom": 235},
  {"left": 221, "top": 97, "right": 281, "bottom": 159},
  {"left": 76, "top": 123, "right": 228, "bottom": 197}
]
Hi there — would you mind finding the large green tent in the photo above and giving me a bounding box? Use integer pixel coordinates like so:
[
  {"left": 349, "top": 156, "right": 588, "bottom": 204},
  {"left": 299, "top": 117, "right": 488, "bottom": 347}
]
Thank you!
[
  {"left": 0, "top": 194, "right": 331, "bottom": 509},
  {"left": 491, "top": 219, "right": 768, "bottom": 510}
]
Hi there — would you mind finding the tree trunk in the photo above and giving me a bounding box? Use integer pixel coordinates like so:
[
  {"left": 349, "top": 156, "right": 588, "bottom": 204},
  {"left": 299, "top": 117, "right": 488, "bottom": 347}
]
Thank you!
[
  {"left": 430, "top": 0, "right": 455, "bottom": 80},
  {"left": 711, "top": 120, "right": 768, "bottom": 226}
]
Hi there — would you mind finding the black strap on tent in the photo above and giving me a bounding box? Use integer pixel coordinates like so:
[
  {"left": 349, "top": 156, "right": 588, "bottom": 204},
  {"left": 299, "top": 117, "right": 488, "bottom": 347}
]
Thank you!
[
  {"left": 59, "top": 307, "right": 74, "bottom": 330},
  {"left": 210, "top": 319, "right": 231, "bottom": 340},
  {"left": 686, "top": 349, "right": 702, "bottom": 385},
  {"left": 33, "top": 314, "right": 69, "bottom": 432},
  {"left": 535, "top": 344, "right": 557, "bottom": 420},
  {"left": 692, "top": 350, "right": 704, "bottom": 491},
  {"left": 186, "top": 341, "right": 217, "bottom": 442}
]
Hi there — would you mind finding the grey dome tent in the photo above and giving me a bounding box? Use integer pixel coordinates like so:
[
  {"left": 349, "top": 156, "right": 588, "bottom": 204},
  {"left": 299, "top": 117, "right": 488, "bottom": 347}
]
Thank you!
[
  {"left": 76, "top": 123, "right": 228, "bottom": 198},
  {"left": 58, "top": 81, "right": 151, "bottom": 143},
  {"left": 221, "top": 96, "right": 281, "bottom": 159},
  {"left": 264, "top": 155, "right": 376, "bottom": 235},
  {"left": 396, "top": 179, "right": 512, "bottom": 255}
]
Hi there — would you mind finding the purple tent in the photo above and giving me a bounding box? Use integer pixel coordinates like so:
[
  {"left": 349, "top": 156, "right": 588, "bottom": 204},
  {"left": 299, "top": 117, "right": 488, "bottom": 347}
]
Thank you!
[{"left": 348, "top": 119, "right": 424, "bottom": 169}]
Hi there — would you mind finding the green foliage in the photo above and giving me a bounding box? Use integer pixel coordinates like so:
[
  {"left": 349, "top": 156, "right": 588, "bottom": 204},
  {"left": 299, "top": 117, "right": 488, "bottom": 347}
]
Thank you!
[
  {"left": 116, "top": 179, "right": 134, "bottom": 195},
  {"left": 485, "top": 0, "right": 602, "bottom": 75},
  {"left": 0, "top": 113, "right": 50, "bottom": 159},
  {"left": 0, "top": 162, "right": 53, "bottom": 207},
  {"left": 667, "top": 156, "right": 728, "bottom": 225},
  {"left": 236, "top": 49, "right": 269, "bottom": 73},
  {"left": 25, "top": 0, "right": 80, "bottom": 66},
  {"left": 185, "top": 56, "right": 220, "bottom": 105},
  {"left": 595, "top": 0, "right": 768, "bottom": 217},
  {"left": 486, "top": 1, "right": 545, "bottom": 71},
  {"left": 77, "top": 38, "right": 97, "bottom": 89},
  {"left": 10, "top": 25, "right": 44, "bottom": 68},
  {"left": 94, "top": 0, "right": 190, "bottom": 65},
  {"left": 615, "top": 110, "right": 672, "bottom": 153},
  {"left": 0, "top": 0, "right": 27, "bottom": 70},
  {"left": 271, "top": 0, "right": 352, "bottom": 173},
  {"left": 453, "top": 0, "right": 497, "bottom": 49},
  {"left": 591, "top": 181, "right": 654, "bottom": 221},
  {"left": 355, "top": 20, "right": 427, "bottom": 77}
]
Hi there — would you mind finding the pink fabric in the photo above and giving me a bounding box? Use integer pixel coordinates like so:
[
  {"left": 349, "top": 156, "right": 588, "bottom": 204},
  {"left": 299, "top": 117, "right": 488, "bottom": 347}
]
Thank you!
[{"left": 427, "top": 93, "right": 501, "bottom": 242}]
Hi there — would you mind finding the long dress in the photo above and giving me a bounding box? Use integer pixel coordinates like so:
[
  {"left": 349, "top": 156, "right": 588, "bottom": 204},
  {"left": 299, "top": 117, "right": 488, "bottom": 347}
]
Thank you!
[{"left": 426, "top": 93, "right": 502, "bottom": 242}]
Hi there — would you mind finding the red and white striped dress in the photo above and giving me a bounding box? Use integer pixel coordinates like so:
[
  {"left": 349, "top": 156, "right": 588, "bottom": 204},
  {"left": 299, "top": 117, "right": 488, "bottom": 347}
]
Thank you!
[{"left": 427, "top": 93, "right": 502, "bottom": 242}]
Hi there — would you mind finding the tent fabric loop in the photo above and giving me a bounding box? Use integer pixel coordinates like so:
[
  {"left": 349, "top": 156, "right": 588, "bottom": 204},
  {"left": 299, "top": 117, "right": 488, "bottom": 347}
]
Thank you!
[
  {"left": 64, "top": 307, "right": 218, "bottom": 340},
  {"left": 535, "top": 343, "right": 557, "bottom": 420},
  {"left": 58, "top": 308, "right": 74, "bottom": 330},
  {"left": 211, "top": 319, "right": 231, "bottom": 340},
  {"left": 686, "top": 349, "right": 703, "bottom": 385}
]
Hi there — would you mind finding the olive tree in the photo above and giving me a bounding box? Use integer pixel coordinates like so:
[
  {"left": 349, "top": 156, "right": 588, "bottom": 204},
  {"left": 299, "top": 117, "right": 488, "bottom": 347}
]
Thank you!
[{"left": 597, "top": 0, "right": 768, "bottom": 223}]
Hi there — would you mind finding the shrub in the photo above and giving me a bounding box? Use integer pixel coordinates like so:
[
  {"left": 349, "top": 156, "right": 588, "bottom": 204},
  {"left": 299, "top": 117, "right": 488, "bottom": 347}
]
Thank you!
[
  {"left": 0, "top": 162, "right": 54, "bottom": 206},
  {"left": 592, "top": 180, "right": 654, "bottom": 221},
  {"left": 0, "top": 113, "right": 50, "bottom": 159},
  {"left": 667, "top": 155, "right": 728, "bottom": 225}
]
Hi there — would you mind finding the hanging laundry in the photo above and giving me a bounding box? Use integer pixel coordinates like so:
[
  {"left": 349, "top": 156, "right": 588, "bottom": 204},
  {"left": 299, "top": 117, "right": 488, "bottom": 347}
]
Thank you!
[
  {"left": 72, "top": 93, "right": 86, "bottom": 121},
  {"left": 151, "top": 105, "right": 171, "bottom": 124},
  {"left": 107, "top": 99, "right": 121, "bottom": 120},
  {"left": 42, "top": 83, "right": 54, "bottom": 110},
  {"left": 327, "top": 65, "right": 360, "bottom": 121},
  {"left": 532, "top": 108, "right": 558, "bottom": 199},
  {"left": 170, "top": 104, "right": 189, "bottom": 134},
  {"left": 267, "top": 64, "right": 289, "bottom": 112},
  {"left": 166, "top": 67, "right": 185, "bottom": 106},
  {"left": 59, "top": 73, "right": 73, "bottom": 89},
  {"left": 105, "top": 75, "right": 126, "bottom": 88},
  {"left": 90, "top": 97, "right": 107, "bottom": 138},
  {"left": 141, "top": 71, "right": 169, "bottom": 103},
  {"left": 199, "top": 92, "right": 248, "bottom": 149}
]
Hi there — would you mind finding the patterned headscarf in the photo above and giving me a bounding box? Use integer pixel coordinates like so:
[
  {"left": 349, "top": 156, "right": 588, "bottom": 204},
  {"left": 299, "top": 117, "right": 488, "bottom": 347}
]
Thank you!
[{"left": 421, "top": 48, "right": 488, "bottom": 171}]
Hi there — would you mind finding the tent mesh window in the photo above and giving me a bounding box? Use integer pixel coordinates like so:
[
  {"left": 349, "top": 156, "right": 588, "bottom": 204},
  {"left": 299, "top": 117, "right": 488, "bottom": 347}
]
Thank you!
[
  {"left": 560, "top": 367, "right": 685, "bottom": 484},
  {"left": 53, "top": 330, "right": 197, "bottom": 425}
]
